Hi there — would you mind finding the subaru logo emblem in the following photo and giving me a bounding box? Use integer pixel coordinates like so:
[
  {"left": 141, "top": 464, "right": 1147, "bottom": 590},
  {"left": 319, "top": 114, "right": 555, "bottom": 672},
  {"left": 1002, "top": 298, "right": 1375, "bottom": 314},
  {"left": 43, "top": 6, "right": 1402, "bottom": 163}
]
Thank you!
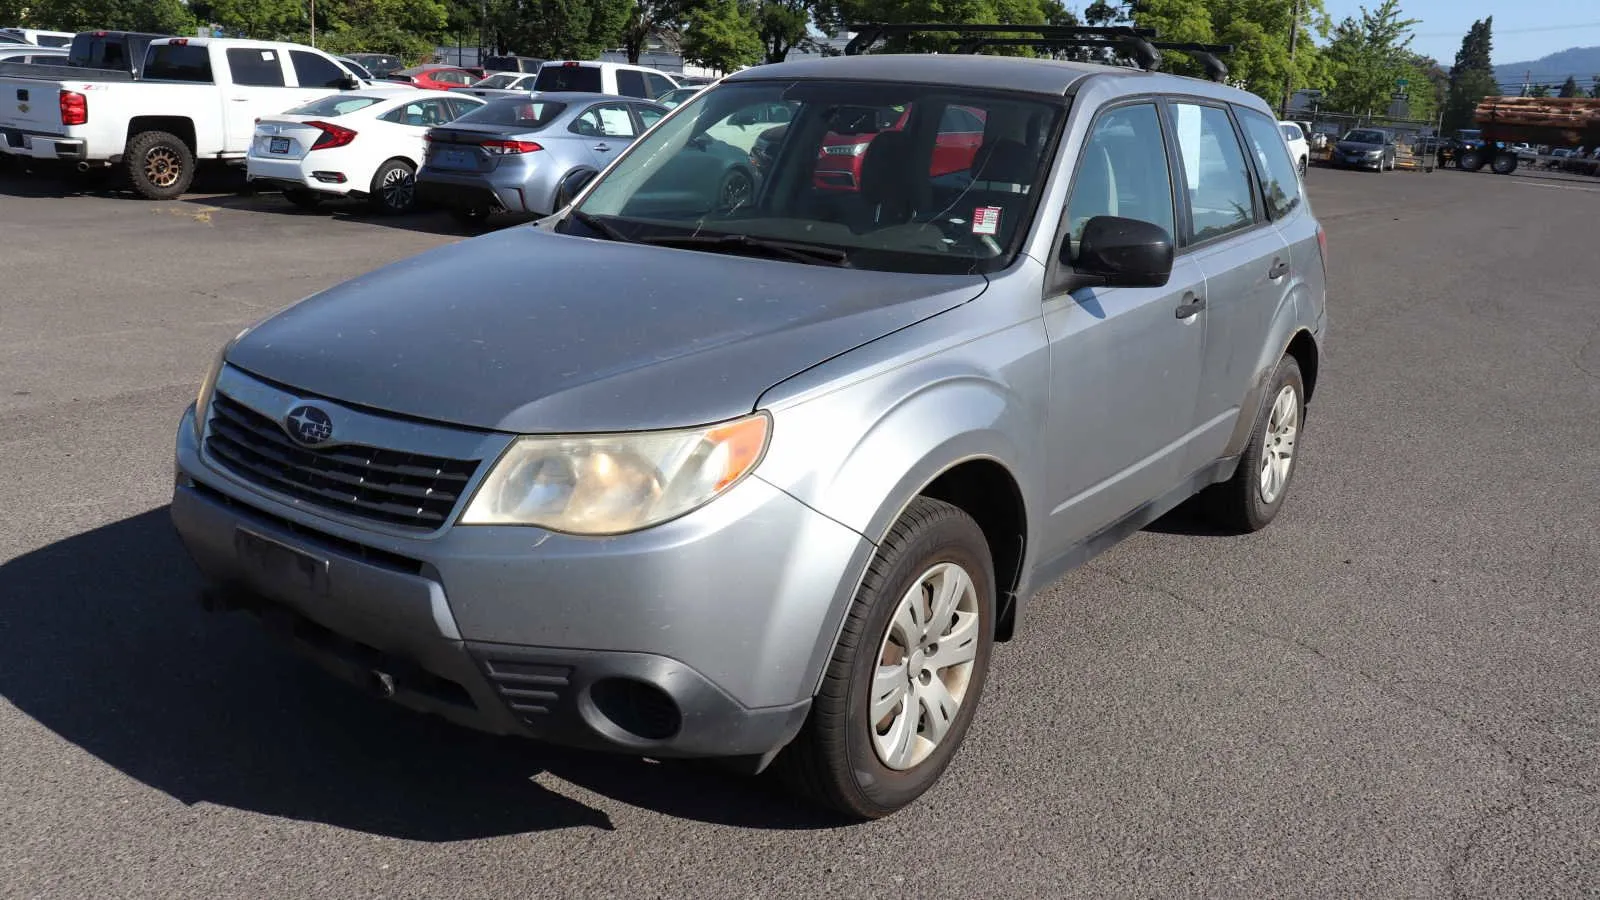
[{"left": 284, "top": 404, "right": 334, "bottom": 446}]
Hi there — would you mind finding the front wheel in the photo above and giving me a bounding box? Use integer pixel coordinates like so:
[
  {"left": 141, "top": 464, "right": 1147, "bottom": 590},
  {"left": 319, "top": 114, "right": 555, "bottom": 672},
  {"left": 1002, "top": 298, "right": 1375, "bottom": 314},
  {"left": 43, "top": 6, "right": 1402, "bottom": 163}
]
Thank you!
[
  {"left": 1202, "top": 354, "right": 1305, "bottom": 533},
  {"left": 1458, "top": 150, "right": 1484, "bottom": 172},
  {"left": 124, "top": 130, "right": 195, "bottom": 200},
  {"left": 774, "top": 497, "right": 995, "bottom": 820},
  {"left": 1490, "top": 152, "right": 1518, "bottom": 175}
]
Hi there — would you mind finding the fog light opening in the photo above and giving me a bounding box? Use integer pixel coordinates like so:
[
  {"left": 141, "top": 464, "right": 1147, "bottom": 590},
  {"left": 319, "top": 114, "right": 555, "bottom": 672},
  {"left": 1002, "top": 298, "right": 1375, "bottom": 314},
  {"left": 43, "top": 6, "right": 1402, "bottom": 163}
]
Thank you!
[{"left": 588, "top": 678, "right": 682, "bottom": 742}]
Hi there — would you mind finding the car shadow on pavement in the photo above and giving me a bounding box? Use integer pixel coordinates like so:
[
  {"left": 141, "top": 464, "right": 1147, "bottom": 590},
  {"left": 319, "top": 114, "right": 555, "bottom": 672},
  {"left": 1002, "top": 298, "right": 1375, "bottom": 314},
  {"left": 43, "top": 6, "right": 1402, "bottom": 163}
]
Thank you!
[
  {"left": 0, "top": 509, "right": 845, "bottom": 839},
  {"left": 0, "top": 162, "right": 251, "bottom": 199}
]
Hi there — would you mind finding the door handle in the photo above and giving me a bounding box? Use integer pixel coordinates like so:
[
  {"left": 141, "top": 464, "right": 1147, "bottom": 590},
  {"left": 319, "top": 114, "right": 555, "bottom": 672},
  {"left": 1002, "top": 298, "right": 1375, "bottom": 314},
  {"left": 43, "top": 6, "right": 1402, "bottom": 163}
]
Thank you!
[
  {"left": 1268, "top": 259, "right": 1290, "bottom": 279},
  {"left": 230, "top": 97, "right": 250, "bottom": 102},
  {"left": 594, "top": 142, "right": 610, "bottom": 152},
  {"left": 1175, "top": 293, "right": 1206, "bottom": 319}
]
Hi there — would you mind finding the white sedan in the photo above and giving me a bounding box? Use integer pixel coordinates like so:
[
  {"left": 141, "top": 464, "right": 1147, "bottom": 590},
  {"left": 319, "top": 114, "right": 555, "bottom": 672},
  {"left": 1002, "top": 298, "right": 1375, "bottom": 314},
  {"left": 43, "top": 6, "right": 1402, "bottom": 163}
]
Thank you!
[
  {"left": 246, "top": 88, "right": 486, "bottom": 214},
  {"left": 1278, "top": 120, "right": 1310, "bottom": 176}
]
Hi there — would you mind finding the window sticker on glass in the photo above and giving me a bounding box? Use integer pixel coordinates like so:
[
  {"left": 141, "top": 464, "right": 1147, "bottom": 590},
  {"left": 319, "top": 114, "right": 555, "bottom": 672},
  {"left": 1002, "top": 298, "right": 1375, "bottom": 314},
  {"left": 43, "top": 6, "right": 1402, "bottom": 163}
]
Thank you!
[
  {"left": 261, "top": 51, "right": 274, "bottom": 60},
  {"left": 972, "top": 206, "right": 1001, "bottom": 236}
]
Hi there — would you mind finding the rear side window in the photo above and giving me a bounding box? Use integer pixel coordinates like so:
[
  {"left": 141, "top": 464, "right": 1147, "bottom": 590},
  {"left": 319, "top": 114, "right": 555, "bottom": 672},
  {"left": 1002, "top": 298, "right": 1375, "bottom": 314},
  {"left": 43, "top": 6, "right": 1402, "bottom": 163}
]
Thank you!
[
  {"left": 144, "top": 44, "right": 214, "bottom": 82},
  {"left": 1239, "top": 108, "right": 1304, "bottom": 220},
  {"left": 644, "top": 72, "right": 675, "bottom": 98},
  {"left": 227, "top": 48, "right": 285, "bottom": 87},
  {"left": 1170, "top": 102, "right": 1257, "bottom": 242},
  {"left": 1065, "top": 102, "right": 1176, "bottom": 253},
  {"left": 616, "top": 69, "right": 648, "bottom": 98},
  {"left": 291, "top": 50, "right": 347, "bottom": 88},
  {"left": 534, "top": 64, "right": 602, "bottom": 93},
  {"left": 285, "top": 95, "right": 381, "bottom": 116},
  {"left": 1279, "top": 123, "right": 1302, "bottom": 141}
]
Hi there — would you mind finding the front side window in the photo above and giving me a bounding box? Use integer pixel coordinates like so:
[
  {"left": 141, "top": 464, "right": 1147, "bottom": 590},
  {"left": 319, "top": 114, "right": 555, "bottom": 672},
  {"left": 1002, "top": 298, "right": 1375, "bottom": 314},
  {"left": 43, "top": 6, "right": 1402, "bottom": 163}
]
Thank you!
[
  {"left": 1170, "top": 102, "right": 1256, "bottom": 242},
  {"left": 1238, "top": 107, "right": 1304, "bottom": 220},
  {"left": 1064, "top": 102, "right": 1175, "bottom": 257},
  {"left": 645, "top": 72, "right": 676, "bottom": 98},
  {"left": 226, "top": 48, "right": 285, "bottom": 87},
  {"left": 571, "top": 80, "right": 1064, "bottom": 275},
  {"left": 572, "top": 104, "right": 636, "bottom": 137}
]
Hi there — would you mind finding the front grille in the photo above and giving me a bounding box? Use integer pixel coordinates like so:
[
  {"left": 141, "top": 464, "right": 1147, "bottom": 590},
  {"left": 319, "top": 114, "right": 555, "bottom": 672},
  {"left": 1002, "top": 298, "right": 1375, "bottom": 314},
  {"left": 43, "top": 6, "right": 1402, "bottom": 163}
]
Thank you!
[
  {"left": 477, "top": 656, "right": 572, "bottom": 722},
  {"left": 205, "top": 392, "right": 481, "bottom": 530}
]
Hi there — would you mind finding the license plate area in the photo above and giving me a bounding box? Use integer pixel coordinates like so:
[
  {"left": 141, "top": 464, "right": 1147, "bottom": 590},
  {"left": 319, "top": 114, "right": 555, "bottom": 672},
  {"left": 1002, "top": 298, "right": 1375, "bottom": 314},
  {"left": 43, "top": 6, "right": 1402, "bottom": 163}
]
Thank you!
[
  {"left": 235, "top": 527, "right": 330, "bottom": 597},
  {"left": 433, "top": 147, "right": 476, "bottom": 169},
  {"left": 269, "top": 136, "right": 291, "bottom": 154}
]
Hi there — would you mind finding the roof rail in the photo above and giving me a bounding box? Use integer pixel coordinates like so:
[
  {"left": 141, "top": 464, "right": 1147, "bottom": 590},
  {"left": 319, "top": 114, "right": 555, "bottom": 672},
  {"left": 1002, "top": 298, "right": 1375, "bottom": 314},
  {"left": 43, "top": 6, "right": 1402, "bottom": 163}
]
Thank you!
[{"left": 842, "top": 22, "right": 1234, "bottom": 83}]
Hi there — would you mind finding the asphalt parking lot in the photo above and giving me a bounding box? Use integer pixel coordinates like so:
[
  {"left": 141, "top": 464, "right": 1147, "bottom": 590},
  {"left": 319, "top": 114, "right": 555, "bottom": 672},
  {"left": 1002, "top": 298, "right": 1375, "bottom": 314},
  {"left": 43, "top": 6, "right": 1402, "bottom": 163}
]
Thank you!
[{"left": 2, "top": 163, "right": 1597, "bottom": 899}]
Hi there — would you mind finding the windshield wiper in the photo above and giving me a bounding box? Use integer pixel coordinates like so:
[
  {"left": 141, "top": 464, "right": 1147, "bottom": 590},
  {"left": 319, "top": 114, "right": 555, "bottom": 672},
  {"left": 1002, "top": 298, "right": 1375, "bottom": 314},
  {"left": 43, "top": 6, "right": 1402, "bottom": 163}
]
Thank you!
[
  {"left": 567, "top": 210, "right": 633, "bottom": 243},
  {"left": 639, "top": 233, "right": 852, "bottom": 267}
]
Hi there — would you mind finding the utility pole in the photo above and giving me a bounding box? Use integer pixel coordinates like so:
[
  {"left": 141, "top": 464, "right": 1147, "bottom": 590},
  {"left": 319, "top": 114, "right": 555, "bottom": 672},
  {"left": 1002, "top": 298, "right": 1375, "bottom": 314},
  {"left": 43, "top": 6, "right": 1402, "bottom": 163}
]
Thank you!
[
  {"left": 310, "top": 0, "right": 316, "bottom": 47},
  {"left": 1282, "top": 0, "right": 1300, "bottom": 116}
]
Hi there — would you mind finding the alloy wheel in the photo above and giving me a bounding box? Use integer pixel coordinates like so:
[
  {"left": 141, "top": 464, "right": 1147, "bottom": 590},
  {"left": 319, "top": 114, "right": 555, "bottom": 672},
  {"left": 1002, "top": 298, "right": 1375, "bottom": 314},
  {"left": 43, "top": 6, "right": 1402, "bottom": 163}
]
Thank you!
[
  {"left": 869, "top": 561, "right": 981, "bottom": 771},
  {"left": 1258, "top": 384, "right": 1299, "bottom": 505}
]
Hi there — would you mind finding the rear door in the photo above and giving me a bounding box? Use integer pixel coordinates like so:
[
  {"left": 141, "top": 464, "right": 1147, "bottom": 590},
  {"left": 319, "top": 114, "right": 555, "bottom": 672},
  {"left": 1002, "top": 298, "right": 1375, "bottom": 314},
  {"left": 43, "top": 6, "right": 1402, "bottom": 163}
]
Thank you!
[
  {"left": 571, "top": 101, "right": 637, "bottom": 167},
  {"left": 1165, "top": 98, "right": 1292, "bottom": 472},
  {"left": 221, "top": 46, "right": 295, "bottom": 151}
]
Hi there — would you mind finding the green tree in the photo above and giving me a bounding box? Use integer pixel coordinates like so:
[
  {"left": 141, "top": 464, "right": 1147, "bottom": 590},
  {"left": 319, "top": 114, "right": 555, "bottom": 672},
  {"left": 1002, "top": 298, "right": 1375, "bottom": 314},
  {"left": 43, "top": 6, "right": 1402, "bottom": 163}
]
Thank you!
[
  {"left": 1321, "top": 0, "right": 1418, "bottom": 117},
  {"left": 817, "top": 0, "right": 1050, "bottom": 56},
  {"left": 193, "top": 0, "right": 304, "bottom": 37},
  {"left": 681, "top": 0, "right": 762, "bottom": 71},
  {"left": 1443, "top": 16, "right": 1495, "bottom": 134},
  {"left": 620, "top": 0, "right": 681, "bottom": 64},
  {"left": 1558, "top": 75, "right": 1580, "bottom": 98},
  {"left": 756, "top": 0, "right": 814, "bottom": 64},
  {"left": 490, "top": 0, "right": 629, "bottom": 59},
  {"left": 31, "top": 0, "right": 196, "bottom": 32},
  {"left": 1135, "top": 0, "right": 1330, "bottom": 107},
  {"left": 1528, "top": 82, "right": 1550, "bottom": 98}
]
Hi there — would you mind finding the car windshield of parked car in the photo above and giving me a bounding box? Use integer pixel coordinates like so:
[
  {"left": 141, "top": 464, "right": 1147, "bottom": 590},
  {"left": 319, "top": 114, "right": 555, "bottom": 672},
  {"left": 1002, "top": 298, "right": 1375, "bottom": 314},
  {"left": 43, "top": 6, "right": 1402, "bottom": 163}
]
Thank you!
[
  {"left": 1345, "top": 130, "right": 1386, "bottom": 144},
  {"left": 285, "top": 95, "right": 384, "bottom": 117},
  {"left": 452, "top": 98, "right": 568, "bottom": 128},
  {"left": 569, "top": 79, "right": 1063, "bottom": 275}
]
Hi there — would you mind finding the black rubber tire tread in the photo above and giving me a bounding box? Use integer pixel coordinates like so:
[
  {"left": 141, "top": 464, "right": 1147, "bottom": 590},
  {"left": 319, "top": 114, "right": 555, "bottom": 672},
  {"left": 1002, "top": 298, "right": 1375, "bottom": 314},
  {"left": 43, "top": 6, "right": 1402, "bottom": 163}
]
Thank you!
[
  {"left": 283, "top": 188, "right": 322, "bottom": 209},
  {"left": 1202, "top": 354, "right": 1305, "bottom": 534},
  {"left": 367, "top": 158, "right": 416, "bottom": 215},
  {"left": 773, "top": 496, "right": 994, "bottom": 821},
  {"left": 123, "top": 130, "right": 194, "bottom": 200}
]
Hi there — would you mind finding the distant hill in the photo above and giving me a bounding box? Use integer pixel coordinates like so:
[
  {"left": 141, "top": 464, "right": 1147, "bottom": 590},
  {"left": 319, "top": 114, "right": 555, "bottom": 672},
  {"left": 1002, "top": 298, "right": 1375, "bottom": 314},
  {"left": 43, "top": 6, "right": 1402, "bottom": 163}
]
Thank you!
[{"left": 1492, "top": 46, "right": 1600, "bottom": 93}]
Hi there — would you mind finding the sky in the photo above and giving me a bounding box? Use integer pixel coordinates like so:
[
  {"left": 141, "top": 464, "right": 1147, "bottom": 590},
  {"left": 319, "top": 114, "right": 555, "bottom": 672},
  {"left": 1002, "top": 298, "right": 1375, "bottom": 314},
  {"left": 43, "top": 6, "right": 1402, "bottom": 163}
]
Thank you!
[{"left": 1318, "top": 0, "right": 1600, "bottom": 65}]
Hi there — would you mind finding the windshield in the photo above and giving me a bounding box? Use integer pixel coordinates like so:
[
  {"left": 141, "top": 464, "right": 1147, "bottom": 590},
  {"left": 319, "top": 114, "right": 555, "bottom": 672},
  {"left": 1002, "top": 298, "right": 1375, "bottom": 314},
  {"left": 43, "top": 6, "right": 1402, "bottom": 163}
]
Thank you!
[
  {"left": 453, "top": 98, "right": 567, "bottom": 128},
  {"left": 1345, "top": 130, "right": 1386, "bottom": 143},
  {"left": 570, "top": 79, "right": 1063, "bottom": 275},
  {"left": 475, "top": 72, "right": 523, "bottom": 89},
  {"left": 286, "top": 95, "right": 382, "bottom": 117}
]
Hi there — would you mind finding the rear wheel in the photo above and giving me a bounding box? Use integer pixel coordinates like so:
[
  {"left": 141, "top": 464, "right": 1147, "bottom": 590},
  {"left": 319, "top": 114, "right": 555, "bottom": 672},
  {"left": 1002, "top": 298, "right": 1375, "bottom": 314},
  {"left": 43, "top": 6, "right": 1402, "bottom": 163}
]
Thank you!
[
  {"left": 124, "top": 130, "right": 194, "bottom": 200},
  {"left": 1458, "top": 149, "right": 1484, "bottom": 172},
  {"left": 368, "top": 158, "right": 417, "bottom": 214},
  {"left": 1202, "top": 355, "right": 1305, "bottom": 533},
  {"left": 774, "top": 496, "right": 995, "bottom": 820},
  {"left": 1490, "top": 152, "right": 1518, "bottom": 175}
]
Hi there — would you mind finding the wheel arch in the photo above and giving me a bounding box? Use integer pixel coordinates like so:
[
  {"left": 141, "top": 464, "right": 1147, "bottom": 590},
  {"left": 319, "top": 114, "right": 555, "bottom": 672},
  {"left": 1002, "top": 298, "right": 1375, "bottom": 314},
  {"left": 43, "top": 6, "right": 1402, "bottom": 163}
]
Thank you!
[{"left": 126, "top": 116, "right": 196, "bottom": 154}]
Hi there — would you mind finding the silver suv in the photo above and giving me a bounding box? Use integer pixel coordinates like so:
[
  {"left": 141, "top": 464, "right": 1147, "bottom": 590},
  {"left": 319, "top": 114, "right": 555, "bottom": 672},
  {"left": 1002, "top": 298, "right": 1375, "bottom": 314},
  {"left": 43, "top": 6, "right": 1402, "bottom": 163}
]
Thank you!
[{"left": 171, "top": 49, "right": 1328, "bottom": 820}]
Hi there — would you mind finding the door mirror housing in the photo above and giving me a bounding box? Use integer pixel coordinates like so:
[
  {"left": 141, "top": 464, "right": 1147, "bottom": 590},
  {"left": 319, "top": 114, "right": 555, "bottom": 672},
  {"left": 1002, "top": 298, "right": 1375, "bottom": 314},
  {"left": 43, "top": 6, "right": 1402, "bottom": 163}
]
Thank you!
[
  {"left": 1060, "top": 215, "right": 1174, "bottom": 290},
  {"left": 554, "top": 168, "right": 598, "bottom": 209},
  {"left": 338, "top": 75, "right": 361, "bottom": 91}
]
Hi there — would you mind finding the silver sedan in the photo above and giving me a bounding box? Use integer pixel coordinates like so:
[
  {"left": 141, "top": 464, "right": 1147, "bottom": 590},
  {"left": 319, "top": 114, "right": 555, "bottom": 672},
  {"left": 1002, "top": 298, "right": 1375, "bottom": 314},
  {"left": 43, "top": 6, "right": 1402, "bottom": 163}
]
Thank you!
[{"left": 416, "top": 92, "right": 668, "bottom": 227}]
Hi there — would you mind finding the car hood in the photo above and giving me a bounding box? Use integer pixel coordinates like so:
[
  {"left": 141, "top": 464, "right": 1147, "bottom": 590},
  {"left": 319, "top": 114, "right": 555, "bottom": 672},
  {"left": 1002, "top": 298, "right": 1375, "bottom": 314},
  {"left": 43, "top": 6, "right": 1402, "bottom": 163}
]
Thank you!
[
  {"left": 225, "top": 226, "right": 987, "bottom": 434},
  {"left": 1336, "top": 140, "right": 1383, "bottom": 152}
]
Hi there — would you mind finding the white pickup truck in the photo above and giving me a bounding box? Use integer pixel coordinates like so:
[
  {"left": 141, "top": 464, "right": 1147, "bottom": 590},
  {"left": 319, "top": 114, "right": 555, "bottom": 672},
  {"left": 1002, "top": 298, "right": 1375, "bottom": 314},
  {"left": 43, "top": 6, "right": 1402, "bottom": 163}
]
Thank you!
[{"left": 0, "top": 37, "right": 366, "bottom": 198}]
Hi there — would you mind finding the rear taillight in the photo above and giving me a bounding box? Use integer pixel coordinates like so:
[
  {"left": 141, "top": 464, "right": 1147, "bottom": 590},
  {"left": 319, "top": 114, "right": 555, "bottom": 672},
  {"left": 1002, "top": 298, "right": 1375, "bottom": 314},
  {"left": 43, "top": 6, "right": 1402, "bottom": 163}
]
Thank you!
[
  {"left": 59, "top": 90, "right": 86, "bottom": 126},
  {"left": 479, "top": 139, "right": 542, "bottom": 155},
  {"left": 304, "top": 120, "right": 357, "bottom": 150}
]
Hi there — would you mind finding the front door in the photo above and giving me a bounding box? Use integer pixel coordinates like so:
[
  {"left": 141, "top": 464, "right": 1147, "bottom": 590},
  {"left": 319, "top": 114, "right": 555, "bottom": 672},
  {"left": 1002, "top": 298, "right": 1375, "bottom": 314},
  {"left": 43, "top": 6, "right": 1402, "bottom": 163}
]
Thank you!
[{"left": 1040, "top": 100, "right": 1207, "bottom": 553}]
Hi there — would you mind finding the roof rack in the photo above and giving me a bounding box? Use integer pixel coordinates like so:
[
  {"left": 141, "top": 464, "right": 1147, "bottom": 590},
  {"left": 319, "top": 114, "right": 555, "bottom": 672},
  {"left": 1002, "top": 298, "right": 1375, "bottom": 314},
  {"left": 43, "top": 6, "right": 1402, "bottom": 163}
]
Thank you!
[{"left": 842, "top": 22, "right": 1234, "bottom": 83}]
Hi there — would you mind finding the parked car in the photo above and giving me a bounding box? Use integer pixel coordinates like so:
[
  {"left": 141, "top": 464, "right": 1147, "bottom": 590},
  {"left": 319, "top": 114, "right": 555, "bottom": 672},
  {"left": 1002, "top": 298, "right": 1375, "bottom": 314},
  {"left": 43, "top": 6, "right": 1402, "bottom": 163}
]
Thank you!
[
  {"left": 416, "top": 92, "right": 667, "bottom": 225},
  {"left": 0, "top": 29, "right": 166, "bottom": 77},
  {"left": 531, "top": 60, "right": 678, "bottom": 100},
  {"left": 1278, "top": 119, "right": 1308, "bottom": 175},
  {"left": 0, "top": 45, "right": 65, "bottom": 63},
  {"left": 384, "top": 64, "right": 476, "bottom": 91},
  {"left": 345, "top": 52, "right": 403, "bottom": 78},
  {"left": 172, "top": 49, "right": 1327, "bottom": 820},
  {"left": 1329, "top": 127, "right": 1397, "bottom": 171},
  {"left": 812, "top": 101, "right": 985, "bottom": 192},
  {"left": 655, "top": 85, "right": 703, "bottom": 108},
  {"left": 0, "top": 36, "right": 364, "bottom": 198},
  {"left": 451, "top": 70, "right": 539, "bottom": 98},
  {"left": 246, "top": 88, "right": 485, "bottom": 214},
  {"left": 0, "top": 29, "right": 32, "bottom": 45},
  {"left": 336, "top": 56, "right": 375, "bottom": 81},
  {"left": 1, "top": 27, "right": 74, "bottom": 48},
  {"left": 482, "top": 54, "right": 544, "bottom": 74}
]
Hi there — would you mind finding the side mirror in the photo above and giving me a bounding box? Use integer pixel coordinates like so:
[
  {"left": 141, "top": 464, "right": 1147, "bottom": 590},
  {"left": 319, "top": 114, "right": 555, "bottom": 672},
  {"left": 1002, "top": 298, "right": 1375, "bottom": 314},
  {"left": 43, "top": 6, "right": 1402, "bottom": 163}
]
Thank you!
[
  {"left": 338, "top": 75, "right": 360, "bottom": 91},
  {"left": 554, "top": 168, "right": 598, "bottom": 209},
  {"left": 1062, "top": 216, "right": 1174, "bottom": 289}
]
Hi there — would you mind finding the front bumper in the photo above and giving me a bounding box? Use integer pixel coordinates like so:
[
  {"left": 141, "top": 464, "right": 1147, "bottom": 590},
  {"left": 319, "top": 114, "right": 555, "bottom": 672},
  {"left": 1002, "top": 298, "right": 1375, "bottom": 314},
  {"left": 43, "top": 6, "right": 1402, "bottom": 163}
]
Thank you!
[
  {"left": 0, "top": 127, "right": 86, "bottom": 160},
  {"left": 170, "top": 394, "right": 872, "bottom": 761}
]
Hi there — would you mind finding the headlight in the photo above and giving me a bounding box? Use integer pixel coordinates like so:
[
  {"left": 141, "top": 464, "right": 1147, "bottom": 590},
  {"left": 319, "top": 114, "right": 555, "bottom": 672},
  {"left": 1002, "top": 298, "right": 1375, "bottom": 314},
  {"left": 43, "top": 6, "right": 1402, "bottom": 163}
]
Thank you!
[
  {"left": 192, "top": 332, "right": 244, "bottom": 442},
  {"left": 459, "top": 412, "right": 771, "bottom": 534}
]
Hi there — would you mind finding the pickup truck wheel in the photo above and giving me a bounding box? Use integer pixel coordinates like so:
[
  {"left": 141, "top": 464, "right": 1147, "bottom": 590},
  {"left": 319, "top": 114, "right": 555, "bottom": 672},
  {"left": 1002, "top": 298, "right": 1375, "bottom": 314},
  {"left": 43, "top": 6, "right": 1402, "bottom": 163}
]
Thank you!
[
  {"left": 773, "top": 496, "right": 994, "bottom": 820},
  {"left": 1491, "top": 152, "right": 1518, "bottom": 175},
  {"left": 124, "top": 130, "right": 194, "bottom": 200},
  {"left": 1203, "top": 354, "right": 1305, "bottom": 533},
  {"left": 368, "top": 158, "right": 417, "bottom": 214},
  {"left": 1458, "top": 150, "right": 1484, "bottom": 172}
]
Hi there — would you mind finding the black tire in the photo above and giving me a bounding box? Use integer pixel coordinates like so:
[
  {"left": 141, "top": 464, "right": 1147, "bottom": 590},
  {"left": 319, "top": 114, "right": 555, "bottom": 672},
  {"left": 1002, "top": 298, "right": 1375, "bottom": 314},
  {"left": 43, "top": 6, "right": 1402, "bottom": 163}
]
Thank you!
[
  {"left": 1458, "top": 149, "right": 1484, "bottom": 172},
  {"left": 1490, "top": 152, "right": 1518, "bottom": 175},
  {"left": 773, "top": 496, "right": 995, "bottom": 820},
  {"left": 716, "top": 166, "right": 754, "bottom": 211},
  {"left": 283, "top": 188, "right": 323, "bottom": 210},
  {"left": 367, "top": 158, "right": 417, "bottom": 214},
  {"left": 1202, "top": 355, "right": 1306, "bottom": 533},
  {"left": 124, "top": 130, "right": 194, "bottom": 200}
]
